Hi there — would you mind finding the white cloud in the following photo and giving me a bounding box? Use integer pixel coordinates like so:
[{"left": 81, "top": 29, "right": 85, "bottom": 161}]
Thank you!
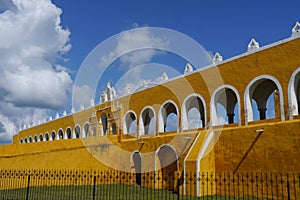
[
  {"left": 0, "top": 0, "right": 72, "bottom": 143},
  {"left": 72, "top": 85, "right": 95, "bottom": 108},
  {"left": 100, "top": 26, "right": 169, "bottom": 69}
]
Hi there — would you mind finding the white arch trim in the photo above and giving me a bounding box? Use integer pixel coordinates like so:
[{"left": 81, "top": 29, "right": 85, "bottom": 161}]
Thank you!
[
  {"left": 39, "top": 134, "right": 44, "bottom": 142},
  {"left": 210, "top": 85, "right": 241, "bottom": 126},
  {"left": 44, "top": 132, "right": 49, "bottom": 141},
  {"left": 65, "top": 126, "right": 72, "bottom": 139},
  {"left": 130, "top": 150, "right": 143, "bottom": 173},
  {"left": 57, "top": 128, "right": 64, "bottom": 140},
  {"left": 181, "top": 93, "right": 207, "bottom": 131},
  {"left": 74, "top": 124, "right": 81, "bottom": 138},
  {"left": 82, "top": 122, "right": 90, "bottom": 138},
  {"left": 139, "top": 106, "right": 156, "bottom": 137},
  {"left": 50, "top": 130, "right": 56, "bottom": 141},
  {"left": 153, "top": 144, "right": 179, "bottom": 189},
  {"left": 244, "top": 75, "right": 285, "bottom": 124},
  {"left": 158, "top": 100, "right": 180, "bottom": 133},
  {"left": 288, "top": 67, "right": 300, "bottom": 119},
  {"left": 123, "top": 110, "right": 137, "bottom": 134}
]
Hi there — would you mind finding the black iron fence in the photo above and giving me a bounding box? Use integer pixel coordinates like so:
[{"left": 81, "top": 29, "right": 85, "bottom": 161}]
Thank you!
[{"left": 0, "top": 169, "right": 299, "bottom": 199}]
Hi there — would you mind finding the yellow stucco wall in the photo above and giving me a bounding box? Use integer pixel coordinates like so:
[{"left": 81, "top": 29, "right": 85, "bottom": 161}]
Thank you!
[{"left": 1, "top": 36, "right": 300, "bottom": 178}]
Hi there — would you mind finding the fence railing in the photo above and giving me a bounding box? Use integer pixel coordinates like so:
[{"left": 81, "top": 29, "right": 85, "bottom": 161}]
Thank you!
[{"left": 0, "top": 169, "right": 299, "bottom": 199}]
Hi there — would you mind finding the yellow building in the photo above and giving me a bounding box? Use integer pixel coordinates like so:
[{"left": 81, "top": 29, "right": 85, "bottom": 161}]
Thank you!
[{"left": 1, "top": 23, "right": 300, "bottom": 195}]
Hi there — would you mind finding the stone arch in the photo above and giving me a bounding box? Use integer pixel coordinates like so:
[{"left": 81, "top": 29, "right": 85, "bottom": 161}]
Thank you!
[
  {"left": 74, "top": 125, "right": 81, "bottom": 138},
  {"left": 50, "top": 131, "right": 56, "bottom": 141},
  {"left": 44, "top": 132, "right": 49, "bottom": 141},
  {"left": 155, "top": 144, "right": 178, "bottom": 191},
  {"left": 29, "top": 136, "right": 33, "bottom": 143},
  {"left": 20, "top": 138, "right": 23, "bottom": 144},
  {"left": 244, "top": 75, "right": 284, "bottom": 123},
  {"left": 123, "top": 110, "right": 137, "bottom": 134},
  {"left": 139, "top": 106, "right": 156, "bottom": 136},
  {"left": 181, "top": 94, "right": 206, "bottom": 130},
  {"left": 24, "top": 137, "right": 28, "bottom": 143},
  {"left": 288, "top": 67, "right": 300, "bottom": 118},
  {"left": 211, "top": 85, "right": 240, "bottom": 126},
  {"left": 66, "top": 127, "right": 72, "bottom": 139},
  {"left": 100, "top": 112, "right": 108, "bottom": 136},
  {"left": 58, "top": 129, "right": 64, "bottom": 140},
  {"left": 39, "top": 134, "right": 43, "bottom": 142},
  {"left": 158, "top": 100, "right": 179, "bottom": 133},
  {"left": 34, "top": 135, "right": 38, "bottom": 142},
  {"left": 83, "top": 122, "right": 89, "bottom": 138},
  {"left": 131, "top": 151, "right": 142, "bottom": 185}
]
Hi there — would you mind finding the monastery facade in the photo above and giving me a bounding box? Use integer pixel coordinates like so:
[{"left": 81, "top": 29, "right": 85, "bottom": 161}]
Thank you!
[{"left": 1, "top": 23, "right": 300, "bottom": 194}]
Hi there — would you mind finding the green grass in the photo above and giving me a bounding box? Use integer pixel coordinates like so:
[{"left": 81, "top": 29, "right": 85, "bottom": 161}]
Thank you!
[{"left": 0, "top": 184, "right": 257, "bottom": 200}]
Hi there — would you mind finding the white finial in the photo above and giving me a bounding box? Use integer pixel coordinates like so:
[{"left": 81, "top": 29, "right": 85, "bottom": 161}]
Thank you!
[
  {"left": 63, "top": 110, "right": 67, "bottom": 116},
  {"left": 55, "top": 113, "right": 60, "bottom": 119},
  {"left": 142, "top": 80, "right": 148, "bottom": 88},
  {"left": 71, "top": 107, "right": 75, "bottom": 113},
  {"left": 292, "top": 21, "right": 300, "bottom": 37},
  {"left": 49, "top": 116, "right": 53, "bottom": 121},
  {"left": 184, "top": 63, "right": 193, "bottom": 74},
  {"left": 90, "top": 98, "right": 95, "bottom": 107},
  {"left": 38, "top": 120, "right": 41, "bottom": 125},
  {"left": 80, "top": 104, "right": 85, "bottom": 110},
  {"left": 161, "top": 72, "right": 169, "bottom": 81},
  {"left": 213, "top": 52, "right": 223, "bottom": 63},
  {"left": 23, "top": 124, "right": 26, "bottom": 129},
  {"left": 247, "top": 38, "right": 259, "bottom": 52},
  {"left": 125, "top": 84, "right": 131, "bottom": 94}
]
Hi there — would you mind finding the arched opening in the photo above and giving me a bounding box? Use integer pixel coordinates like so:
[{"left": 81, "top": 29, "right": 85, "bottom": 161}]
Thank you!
[
  {"left": 34, "top": 135, "right": 38, "bottom": 142},
  {"left": 45, "top": 133, "right": 49, "bottom": 141},
  {"left": 288, "top": 69, "right": 300, "bottom": 117},
  {"left": 124, "top": 111, "right": 137, "bottom": 134},
  {"left": 83, "top": 123, "right": 89, "bottom": 138},
  {"left": 51, "top": 131, "right": 56, "bottom": 141},
  {"left": 139, "top": 107, "right": 155, "bottom": 136},
  {"left": 182, "top": 94, "right": 206, "bottom": 130},
  {"left": 39, "top": 134, "right": 43, "bottom": 142},
  {"left": 112, "top": 123, "right": 117, "bottom": 135},
  {"left": 211, "top": 86, "right": 240, "bottom": 126},
  {"left": 24, "top": 138, "right": 28, "bottom": 143},
  {"left": 66, "top": 128, "right": 72, "bottom": 139},
  {"left": 58, "top": 129, "right": 64, "bottom": 140},
  {"left": 74, "top": 125, "right": 81, "bottom": 138},
  {"left": 156, "top": 145, "right": 178, "bottom": 191},
  {"left": 245, "top": 76, "right": 283, "bottom": 122},
  {"left": 158, "top": 101, "right": 179, "bottom": 132},
  {"left": 20, "top": 139, "right": 23, "bottom": 144},
  {"left": 29, "top": 136, "right": 33, "bottom": 143},
  {"left": 132, "top": 152, "right": 142, "bottom": 186},
  {"left": 100, "top": 113, "right": 108, "bottom": 136},
  {"left": 92, "top": 128, "right": 97, "bottom": 136}
]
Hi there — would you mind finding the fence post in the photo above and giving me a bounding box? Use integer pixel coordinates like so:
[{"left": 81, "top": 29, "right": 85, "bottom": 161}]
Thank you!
[
  {"left": 93, "top": 175, "right": 96, "bottom": 200},
  {"left": 26, "top": 175, "right": 30, "bottom": 200},
  {"left": 177, "top": 175, "right": 180, "bottom": 200},
  {"left": 287, "top": 180, "right": 291, "bottom": 200}
]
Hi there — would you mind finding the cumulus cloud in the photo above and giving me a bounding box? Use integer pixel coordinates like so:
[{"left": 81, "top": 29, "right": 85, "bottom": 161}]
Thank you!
[
  {"left": 100, "top": 26, "right": 169, "bottom": 69},
  {"left": 72, "top": 84, "right": 95, "bottom": 108},
  {"left": 0, "top": 0, "right": 72, "bottom": 143}
]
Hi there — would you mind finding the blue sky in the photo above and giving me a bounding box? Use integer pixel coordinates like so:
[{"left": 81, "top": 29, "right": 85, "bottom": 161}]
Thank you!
[
  {"left": 53, "top": 0, "right": 300, "bottom": 73},
  {"left": 0, "top": 0, "right": 299, "bottom": 143}
]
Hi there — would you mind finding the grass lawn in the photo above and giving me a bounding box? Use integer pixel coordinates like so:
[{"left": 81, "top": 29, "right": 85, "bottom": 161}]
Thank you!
[{"left": 0, "top": 184, "right": 257, "bottom": 200}]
